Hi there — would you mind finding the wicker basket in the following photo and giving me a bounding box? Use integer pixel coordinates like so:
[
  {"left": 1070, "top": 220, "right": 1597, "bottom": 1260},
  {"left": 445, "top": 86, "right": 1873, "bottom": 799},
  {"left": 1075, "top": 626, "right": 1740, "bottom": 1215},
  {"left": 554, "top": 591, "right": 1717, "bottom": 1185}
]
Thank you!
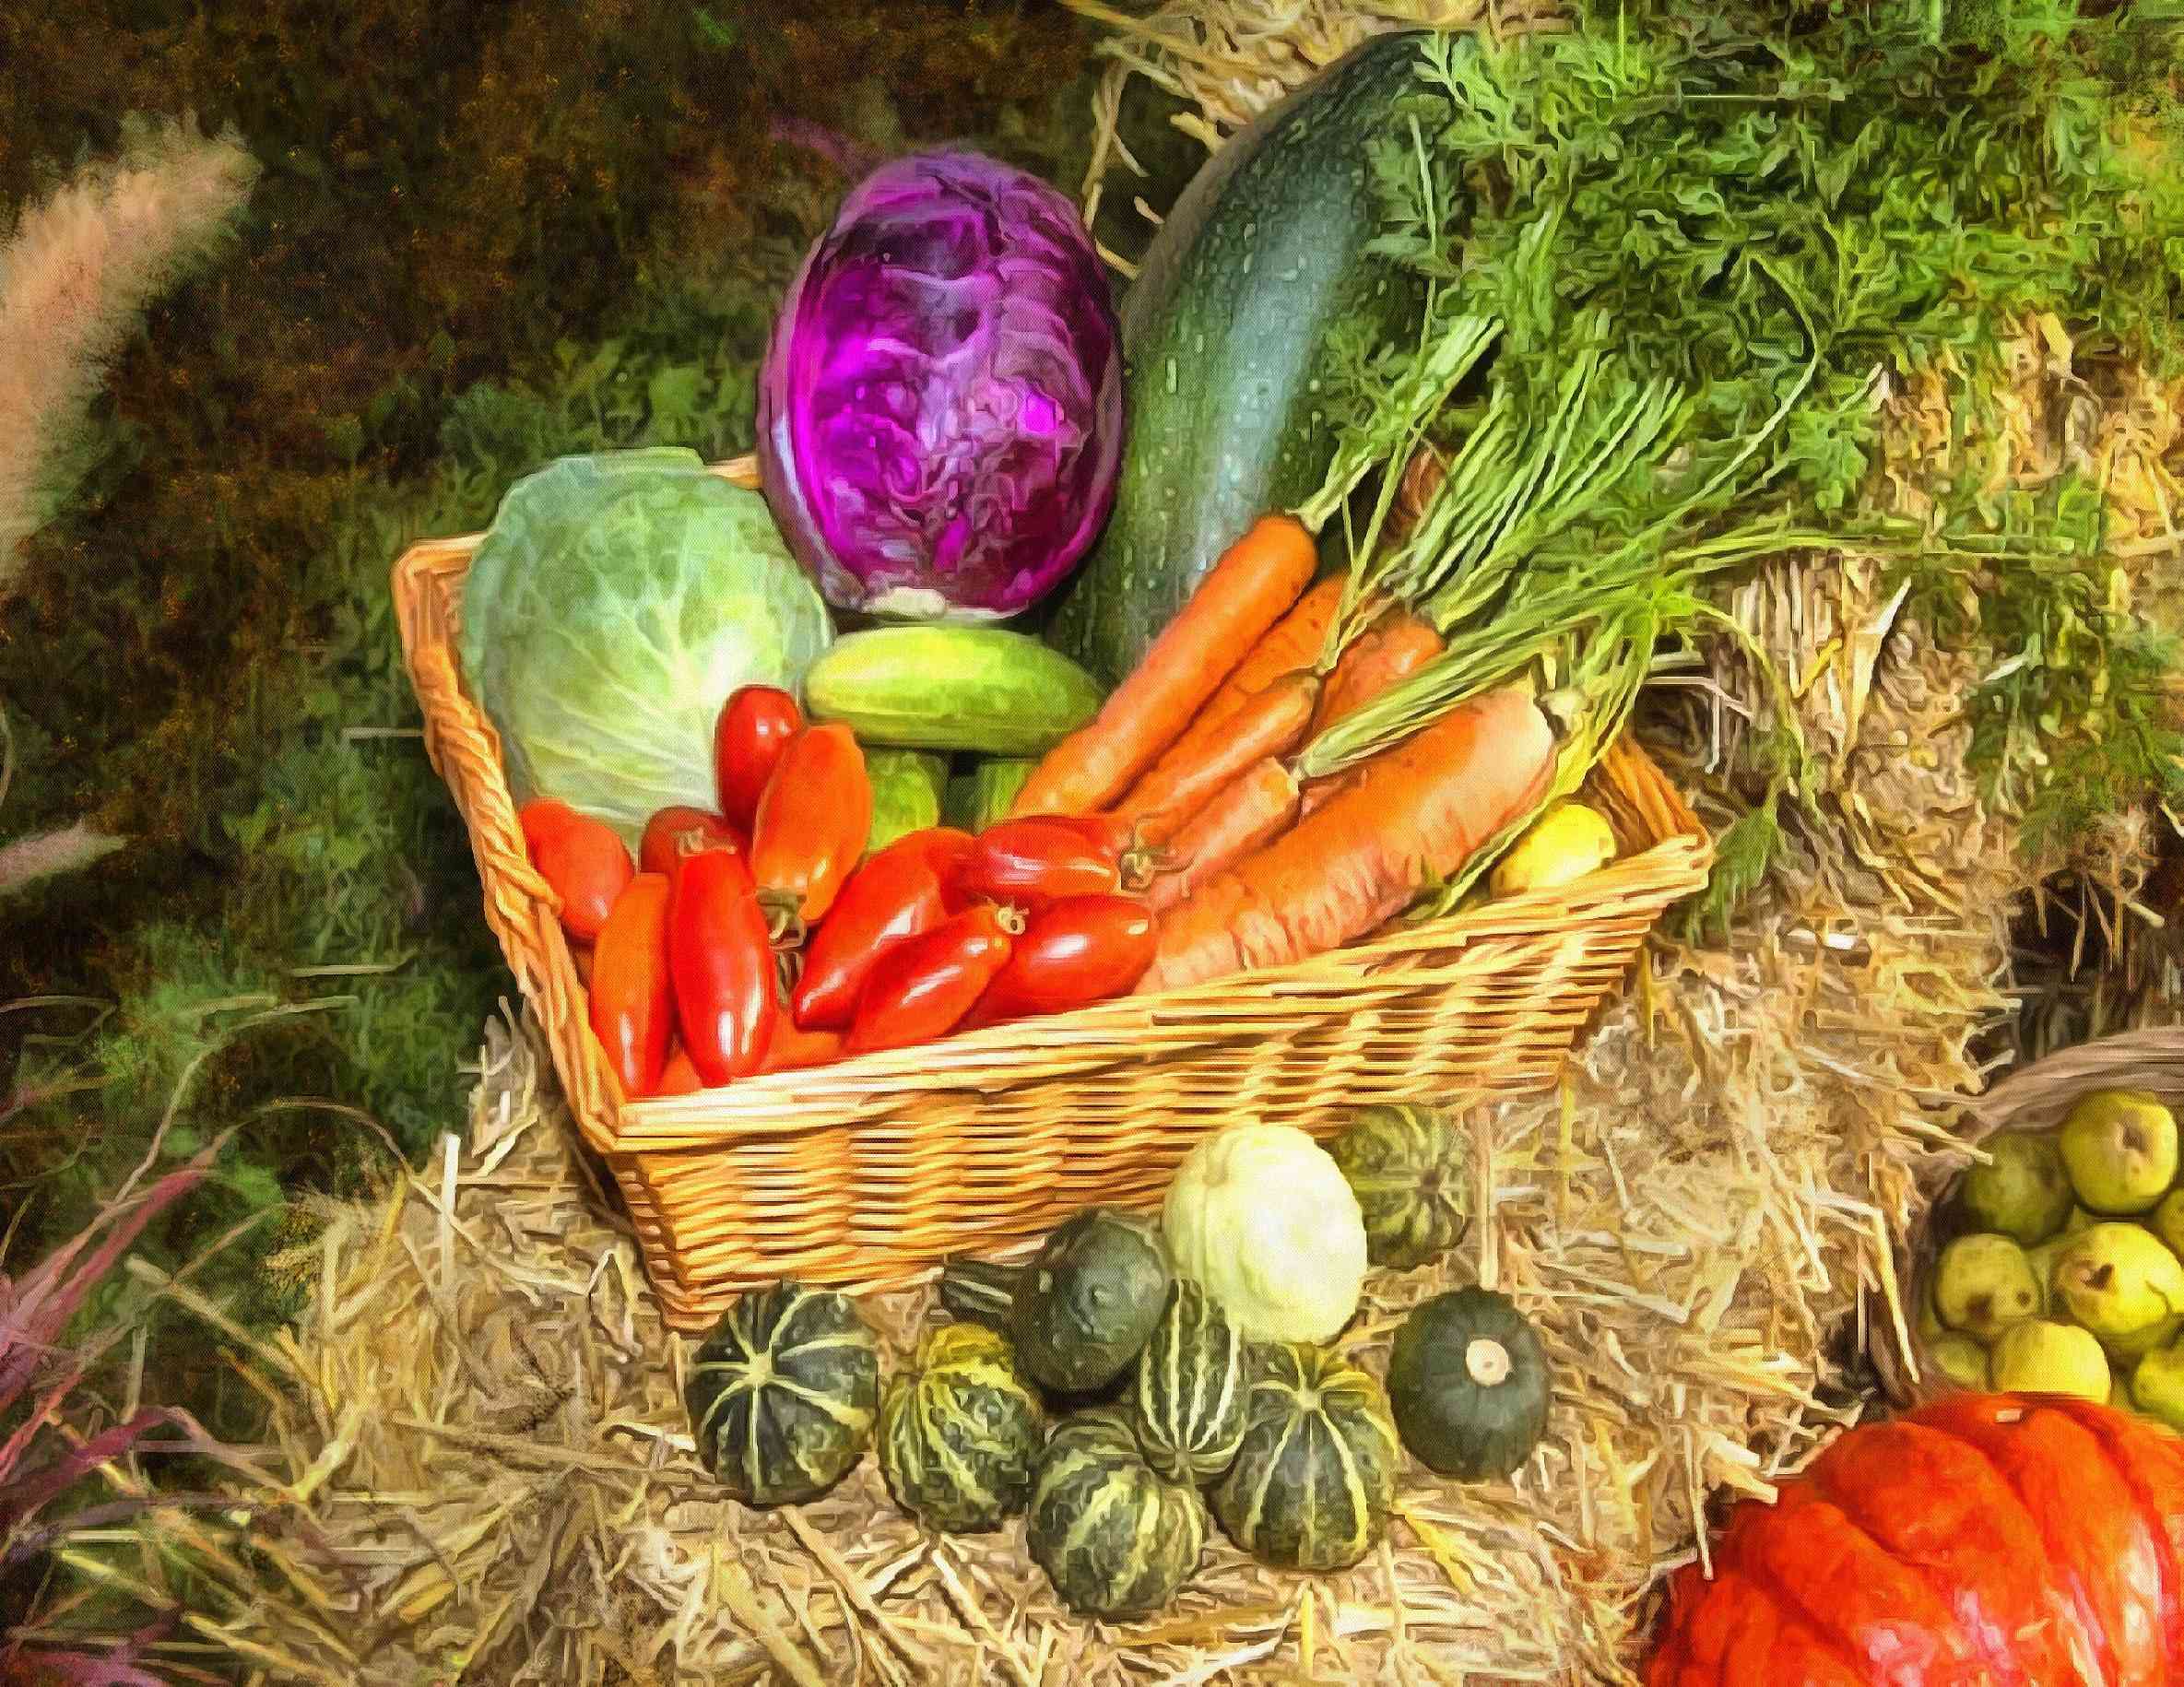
[
  {"left": 1872, "top": 1025, "right": 2184, "bottom": 1405},
  {"left": 393, "top": 453, "right": 1714, "bottom": 1332}
]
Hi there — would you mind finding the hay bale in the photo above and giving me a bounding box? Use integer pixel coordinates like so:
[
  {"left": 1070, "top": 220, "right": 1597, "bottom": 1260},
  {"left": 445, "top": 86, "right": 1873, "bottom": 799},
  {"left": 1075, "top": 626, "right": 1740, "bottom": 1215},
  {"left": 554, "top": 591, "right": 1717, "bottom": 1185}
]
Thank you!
[{"left": 161, "top": 839, "right": 2001, "bottom": 1687}]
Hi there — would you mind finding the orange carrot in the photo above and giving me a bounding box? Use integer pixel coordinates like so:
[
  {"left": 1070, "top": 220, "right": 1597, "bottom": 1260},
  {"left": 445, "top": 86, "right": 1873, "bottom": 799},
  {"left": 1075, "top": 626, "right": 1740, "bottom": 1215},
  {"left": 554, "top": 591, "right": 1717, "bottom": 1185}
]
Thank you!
[
  {"left": 1012, "top": 514, "right": 1319, "bottom": 819},
  {"left": 1198, "top": 574, "right": 1347, "bottom": 733},
  {"left": 1310, "top": 608, "right": 1445, "bottom": 737},
  {"left": 1138, "top": 686, "right": 1554, "bottom": 994},
  {"left": 1146, "top": 759, "right": 1301, "bottom": 914},
  {"left": 1113, "top": 670, "right": 1319, "bottom": 843},
  {"left": 761, "top": 1022, "right": 845, "bottom": 1074},
  {"left": 1297, "top": 770, "right": 1358, "bottom": 819}
]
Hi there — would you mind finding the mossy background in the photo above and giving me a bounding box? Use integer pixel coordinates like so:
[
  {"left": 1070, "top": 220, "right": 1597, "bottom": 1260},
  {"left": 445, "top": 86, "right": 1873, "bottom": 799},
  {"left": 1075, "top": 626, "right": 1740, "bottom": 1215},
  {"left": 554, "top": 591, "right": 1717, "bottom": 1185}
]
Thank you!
[{"left": 0, "top": 0, "right": 1199, "bottom": 1440}]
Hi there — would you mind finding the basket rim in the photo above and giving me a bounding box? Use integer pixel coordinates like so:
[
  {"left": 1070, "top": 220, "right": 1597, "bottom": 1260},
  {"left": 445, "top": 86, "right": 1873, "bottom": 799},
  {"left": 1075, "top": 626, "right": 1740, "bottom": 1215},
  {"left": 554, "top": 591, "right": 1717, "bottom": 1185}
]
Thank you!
[
  {"left": 1959, "top": 1024, "right": 2184, "bottom": 1143},
  {"left": 393, "top": 450, "right": 1715, "bottom": 1152},
  {"left": 614, "top": 834, "right": 1708, "bottom": 1135}
]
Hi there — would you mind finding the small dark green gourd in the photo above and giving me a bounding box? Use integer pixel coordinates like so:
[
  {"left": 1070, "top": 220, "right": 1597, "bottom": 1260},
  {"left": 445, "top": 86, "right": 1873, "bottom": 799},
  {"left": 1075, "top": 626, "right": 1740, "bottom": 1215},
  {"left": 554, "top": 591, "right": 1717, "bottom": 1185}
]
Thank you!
[
  {"left": 1385, "top": 1287, "right": 1551, "bottom": 1481},
  {"left": 1328, "top": 1103, "right": 1470, "bottom": 1269},
  {"left": 1028, "top": 1408, "right": 1207, "bottom": 1618},
  {"left": 1210, "top": 1341, "right": 1399, "bottom": 1571},
  {"left": 878, "top": 1322, "right": 1045, "bottom": 1534},
  {"left": 1132, "top": 1278, "right": 1247, "bottom": 1482},
  {"left": 685, "top": 1281, "right": 880, "bottom": 1506},
  {"left": 939, "top": 1208, "right": 1171, "bottom": 1394}
]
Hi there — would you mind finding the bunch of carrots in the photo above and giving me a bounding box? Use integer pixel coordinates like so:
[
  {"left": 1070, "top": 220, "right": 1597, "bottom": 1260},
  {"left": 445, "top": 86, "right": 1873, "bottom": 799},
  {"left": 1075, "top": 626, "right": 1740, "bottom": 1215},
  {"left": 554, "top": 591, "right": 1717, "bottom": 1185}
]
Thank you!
[
  {"left": 1013, "top": 312, "right": 1836, "bottom": 991},
  {"left": 1010, "top": 507, "right": 1557, "bottom": 995},
  {"left": 522, "top": 690, "right": 1165, "bottom": 1100}
]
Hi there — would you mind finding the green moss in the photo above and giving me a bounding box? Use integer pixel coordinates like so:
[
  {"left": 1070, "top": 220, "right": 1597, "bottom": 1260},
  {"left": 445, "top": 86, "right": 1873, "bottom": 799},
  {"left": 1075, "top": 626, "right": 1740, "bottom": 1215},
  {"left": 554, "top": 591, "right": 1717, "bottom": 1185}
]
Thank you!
[{"left": 0, "top": 3, "right": 1119, "bottom": 1464}]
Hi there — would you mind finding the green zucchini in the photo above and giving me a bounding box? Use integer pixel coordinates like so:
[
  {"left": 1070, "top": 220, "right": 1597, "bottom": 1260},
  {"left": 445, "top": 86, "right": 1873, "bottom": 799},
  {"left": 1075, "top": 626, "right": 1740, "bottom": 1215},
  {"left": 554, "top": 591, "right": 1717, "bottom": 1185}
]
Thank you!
[
  {"left": 944, "top": 758, "right": 1036, "bottom": 832},
  {"left": 804, "top": 627, "right": 1103, "bottom": 756},
  {"left": 866, "top": 749, "right": 948, "bottom": 852},
  {"left": 1048, "top": 30, "right": 1432, "bottom": 685}
]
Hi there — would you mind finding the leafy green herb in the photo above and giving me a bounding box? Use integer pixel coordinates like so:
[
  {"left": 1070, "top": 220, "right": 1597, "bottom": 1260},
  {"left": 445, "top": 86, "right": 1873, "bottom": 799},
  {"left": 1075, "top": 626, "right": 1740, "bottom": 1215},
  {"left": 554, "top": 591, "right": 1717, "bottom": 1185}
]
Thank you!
[
  {"left": 1682, "top": 804, "right": 1787, "bottom": 942},
  {"left": 1343, "top": 1, "right": 2184, "bottom": 906}
]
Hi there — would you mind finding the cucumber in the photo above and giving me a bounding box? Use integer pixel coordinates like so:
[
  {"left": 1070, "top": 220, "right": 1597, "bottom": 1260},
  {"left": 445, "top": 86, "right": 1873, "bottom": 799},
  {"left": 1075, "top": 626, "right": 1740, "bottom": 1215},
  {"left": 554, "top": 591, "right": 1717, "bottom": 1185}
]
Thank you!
[
  {"left": 804, "top": 627, "right": 1104, "bottom": 756},
  {"left": 943, "top": 771, "right": 977, "bottom": 831},
  {"left": 1047, "top": 31, "right": 1431, "bottom": 685},
  {"left": 944, "top": 759, "right": 1036, "bottom": 833},
  {"left": 867, "top": 750, "right": 948, "bottom": 852}
]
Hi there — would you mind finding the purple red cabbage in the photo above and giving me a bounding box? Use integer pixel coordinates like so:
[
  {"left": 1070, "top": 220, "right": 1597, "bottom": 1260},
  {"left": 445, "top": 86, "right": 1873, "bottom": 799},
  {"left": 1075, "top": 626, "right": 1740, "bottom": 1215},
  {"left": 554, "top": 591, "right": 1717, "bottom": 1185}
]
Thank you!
[{"left": 759, "top": 149, "right": 1123, "bottom": 620}]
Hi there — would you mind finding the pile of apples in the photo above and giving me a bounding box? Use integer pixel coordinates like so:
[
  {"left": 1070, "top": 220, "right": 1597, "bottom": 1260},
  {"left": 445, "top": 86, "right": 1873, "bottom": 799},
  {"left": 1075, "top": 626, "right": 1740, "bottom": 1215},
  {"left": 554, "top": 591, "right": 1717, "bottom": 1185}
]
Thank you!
[{"left": 1924, "top": 1087, "right": 2184, "bottom": 1420}]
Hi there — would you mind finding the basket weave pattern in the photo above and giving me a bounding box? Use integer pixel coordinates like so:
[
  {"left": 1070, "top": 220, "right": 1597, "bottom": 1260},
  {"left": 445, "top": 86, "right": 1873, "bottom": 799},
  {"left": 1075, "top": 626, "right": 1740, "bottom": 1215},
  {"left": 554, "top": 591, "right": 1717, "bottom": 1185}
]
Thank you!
[
  {"left": 394, "top": 456, "right": 1714, "bottom": 1331},
  {"left": 1874, "top": 1025, "right": 2184, "bottom": 1403}
]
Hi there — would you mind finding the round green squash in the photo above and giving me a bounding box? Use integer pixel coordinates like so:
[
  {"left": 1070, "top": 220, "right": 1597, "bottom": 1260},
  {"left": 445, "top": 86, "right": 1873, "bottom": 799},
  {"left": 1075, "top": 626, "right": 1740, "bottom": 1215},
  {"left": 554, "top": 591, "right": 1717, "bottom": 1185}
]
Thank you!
[
  {"left": 685, "top": 1281, "right": 880, "bottom": 1506},
  {"left": 1328, "top": 1103, "right": 1470, "bottom": 1270},
  {"left": 1132, "top": 1278, "right": 1247, "bottom": 1483},
  {"left": 1210, "top": 1341, "right": 1399, "bottom": 1571},
  {"left": 939, "top": 1208, "right": 1171, "bottom": 1394},
  {"left": 1028, "top": 1408, "right": 1207, "bottom": 1618},
  {"left": 1386, "top": 1287, "right": 1551, "bottom": 1481},
  {"left": 878, "top": 1323, "right": 1045, "bottom": 1534}
]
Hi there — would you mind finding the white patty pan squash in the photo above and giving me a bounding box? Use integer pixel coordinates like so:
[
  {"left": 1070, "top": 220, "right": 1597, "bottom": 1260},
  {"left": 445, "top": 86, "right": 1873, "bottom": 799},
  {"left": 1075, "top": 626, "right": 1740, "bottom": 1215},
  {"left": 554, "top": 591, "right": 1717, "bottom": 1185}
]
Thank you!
[{"left": 1162, "top": 1124, "right": 1369, "bottom": 1343}]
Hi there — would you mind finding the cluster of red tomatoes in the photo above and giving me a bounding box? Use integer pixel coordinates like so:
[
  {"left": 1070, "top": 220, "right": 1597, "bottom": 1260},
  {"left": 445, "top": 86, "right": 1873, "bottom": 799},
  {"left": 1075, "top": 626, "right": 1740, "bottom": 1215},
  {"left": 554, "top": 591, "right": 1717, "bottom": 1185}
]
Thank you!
[{"left": 518, "top": 687, "right": 1159, "bottom": 1099}]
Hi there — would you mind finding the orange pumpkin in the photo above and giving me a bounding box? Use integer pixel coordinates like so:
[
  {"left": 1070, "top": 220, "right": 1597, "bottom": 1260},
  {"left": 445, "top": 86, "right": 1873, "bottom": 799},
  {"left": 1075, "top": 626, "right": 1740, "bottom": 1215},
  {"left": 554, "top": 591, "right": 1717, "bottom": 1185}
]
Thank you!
[{"left": 1648, "top": 1393, "right": 2184, "bottom": 1685}]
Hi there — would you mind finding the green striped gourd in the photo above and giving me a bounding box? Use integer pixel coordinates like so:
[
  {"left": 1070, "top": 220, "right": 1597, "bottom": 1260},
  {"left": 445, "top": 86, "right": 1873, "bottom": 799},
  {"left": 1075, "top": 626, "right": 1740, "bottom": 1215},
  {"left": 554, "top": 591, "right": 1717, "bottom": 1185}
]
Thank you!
[
  {"left": 879, "top": 1323, "right": 1045, "bottom": 1534},
  {"left": 1210, "top": 1341, "right": 1399, "bottom": 1571},
  {"left": 1132, "top": 1279, "right": 1247, "bottom": 1482},
  {"left": 1028, "top": 1408, "right": 1207, "bottom": 1618},
  {"left": 684, "top": 1281, "right": 880, "bottom": 1506},
  {"left": 1328, "top": 1103, "right": 1471, "bottom": 1269}
]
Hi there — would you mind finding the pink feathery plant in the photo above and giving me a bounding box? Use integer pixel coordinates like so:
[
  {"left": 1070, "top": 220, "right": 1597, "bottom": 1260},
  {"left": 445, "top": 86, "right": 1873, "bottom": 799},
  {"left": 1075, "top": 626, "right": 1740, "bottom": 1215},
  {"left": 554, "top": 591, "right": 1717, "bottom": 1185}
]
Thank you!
[{"left": 1, "top": 1133, "right": 259, "bottom": 1685}]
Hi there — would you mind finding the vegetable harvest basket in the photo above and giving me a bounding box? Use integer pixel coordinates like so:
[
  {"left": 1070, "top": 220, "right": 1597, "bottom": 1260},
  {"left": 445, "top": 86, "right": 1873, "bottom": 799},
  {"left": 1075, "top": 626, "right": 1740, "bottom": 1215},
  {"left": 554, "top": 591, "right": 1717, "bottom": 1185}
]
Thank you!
[{"left": 393, "top": 455, "right": 1714, "bottom": 1333}]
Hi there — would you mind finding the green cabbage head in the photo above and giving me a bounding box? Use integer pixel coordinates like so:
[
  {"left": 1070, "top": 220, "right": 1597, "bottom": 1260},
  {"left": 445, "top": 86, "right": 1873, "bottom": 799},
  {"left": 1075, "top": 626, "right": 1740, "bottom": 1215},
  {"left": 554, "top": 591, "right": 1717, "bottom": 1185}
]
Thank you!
[{"left": 459, "top": 448, "right": 832, "bottom": 846}]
